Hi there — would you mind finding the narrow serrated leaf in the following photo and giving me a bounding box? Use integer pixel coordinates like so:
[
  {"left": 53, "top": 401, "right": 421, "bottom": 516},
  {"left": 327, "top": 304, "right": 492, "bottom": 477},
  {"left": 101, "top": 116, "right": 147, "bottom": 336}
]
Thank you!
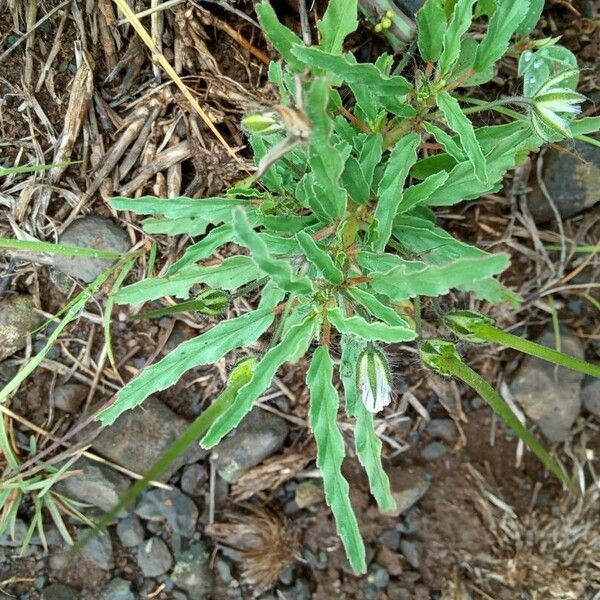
[
  {"left": 141, "top": 217, "right": 209, "bottom": 236},
  {"left": 318, "top": 0, "right": 358, "bottom": 54},
  {"left": 307, "top": 346, "right": 366, "bottom": 573},
  {"left": 233, "top": 208, "right": 313, "bottom": 294},
  {"left": 416, "top": 0, "right": 446, "bottom": 62},
  {"left": 346, "top": 287, "right": 412, "bottom": 328},
  {"left": 422, "top": 122, "right": 466, "bottom": 161},
  {"left": 296, "top": 231, "right": 344, "bottom": 284},
  {"left": 110, "top": 196, "right": 246, "bottom": 219},
  {"left": 328, "top": 307, "right": 416, "bottom": 342},
  {"left": 358, "top": 133, "right": 384, "bottom": 192},
  {"left": 341, "top": 156, "right": 370, "bottom": 204},
  {"left": 438, "top": 0, "right": 477, "bottom": 74},
  {"left": 437, "top": 91, "right": 486, "bottom": 182},
  {"left": 397, "top": 171, "right": 449, "bottom": 214},
  {"left": 372, "top": 133, "right": 420, "bottom": 252},
  {"left": 201, "top": 315, "right": 317, "bottom": 448},
  {"left": 516, "top": 0, "right": 544, "bottom": 35}
]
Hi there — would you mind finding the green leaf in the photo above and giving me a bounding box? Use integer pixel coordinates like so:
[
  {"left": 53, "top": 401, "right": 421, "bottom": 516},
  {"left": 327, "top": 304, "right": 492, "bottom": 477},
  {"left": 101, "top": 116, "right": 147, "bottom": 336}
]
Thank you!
[
  {"left": 397, "top": 171, "right": 449, "bottom": 214},
  {"left": 141, "top": 217, "right": 209, "bottom": 236},
  {"left": 438, "top": 0, "right": 476, "bottom": 75},
  {"left": 328, "top": 307, "right": 416, "bottom": 343},
  {"left": 233, "top": 208, "right": 313, "bottom": 294},
  {"left": 116, "top": 256, "right": 260, "bottom": 303},
  {"left": 571, "top": 116, "right": 600, "bottom": 136},
  {"left": 436, "top": 91, "right": 486, "bottom": 182},
  {"left": 372, "top": 133, "right": 420, "bottom": 252},
  {"left": 474, "top": 0, "right": 530, "bottom": 72},
  {"left": 341, "top": 157, "right": 370, "bottom": 204},
  {"left": 516, "top": 0, "right": 544, "bottom": 35},
  {"left": 97, "top": 285, "right": 284, "bottom": 425},
  {"left": 110, "top": 196, "right": 246, "bottom": 220},
  {"left": 256, "top": 1, "right": 305, "bottom": 71},
  {"left": 340, "top": 334, "right": 361, "bottom": 417},
  {"left": 346, "top": 287, "right": 412, "bottom": 328},
  {"left": 304, "top": 78, "right": 348, "bottom": 222},
  {"left": 422, "top": 122, "right": 466, "bottom": 162},
  {"left": 307, "top": 346, "right": 366, "bottom": 573},
  {"left": 296, "top": 231, "right": 344, "bottom": 284},
  {"left": 519, "top": 45, "right": 578, "bottom": 97},
  {"left": 370, "top": 254, "right": 510, "bottom": 300},
  {"left": 292, "top": 47, "right": 412, "bottom": 96},
  {"left": 201, "top": 314, "right": 317, "bottom": 448},
  {"left": 318, "top": 0, "right": 358, "bottom": 54},
  {"left": 416, "top": 0, "right": 446, "bottom": 62},
  {"left": 358, "top": 133, "right": 384, "bottom": 192},
  {"left": 354, "top": 401, "right": 396, "bottom": 512}
]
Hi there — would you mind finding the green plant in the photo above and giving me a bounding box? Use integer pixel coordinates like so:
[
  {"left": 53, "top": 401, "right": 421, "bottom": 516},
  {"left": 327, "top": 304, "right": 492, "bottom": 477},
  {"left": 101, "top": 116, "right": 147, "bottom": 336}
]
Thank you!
[{"left": 8, "top": 0, "right": 595, "bottom": 572}]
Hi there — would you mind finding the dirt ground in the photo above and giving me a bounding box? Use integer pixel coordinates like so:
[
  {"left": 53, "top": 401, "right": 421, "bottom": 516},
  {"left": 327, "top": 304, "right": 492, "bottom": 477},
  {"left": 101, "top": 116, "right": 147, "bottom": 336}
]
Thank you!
[{"left": 1, "top": 1, "right": 600, "bottom": 599}]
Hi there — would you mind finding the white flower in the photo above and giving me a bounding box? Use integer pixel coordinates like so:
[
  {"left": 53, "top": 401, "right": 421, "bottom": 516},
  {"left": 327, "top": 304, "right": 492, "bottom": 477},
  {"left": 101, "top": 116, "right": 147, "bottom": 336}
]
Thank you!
[
  {"left": 357, "top": 345, "right": 392, "bottom": 413},
  {"left": 530, "top": 69, "right": 586, "bottom": 140}
]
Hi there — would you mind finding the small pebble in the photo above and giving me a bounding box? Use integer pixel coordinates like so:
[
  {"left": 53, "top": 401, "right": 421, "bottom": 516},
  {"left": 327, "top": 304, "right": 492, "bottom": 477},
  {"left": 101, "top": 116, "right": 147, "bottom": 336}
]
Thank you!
[
  {"left": 135, "top": 488, "right": 198, "bottom": 538},
  {"left": 116, "top": 516, "right": 145, "bottom": 547},
  {"left": 421, "top": 441, "right": 447, "bottom": 461},
  {"left": 400, "top": 539, "right": 422, "bottom": 569},
  {"left": 180, "top": 464, "right": 208, "bottom": 497},
  {"left": 52, "top": 384, "right": 87, "bottom": 413},
  {"left": 99, "top": 578, "right": 135, "bottom": 600},
  {"left": 0, "top": 295, "right": 39, "bottom": 361},
  {"left": 41, "top": 583, "right": 80, "bottom": 600},
  {"left": 367, "top": 563, "right": 390, "bottom": 589},
  {"left": 137, "top": 537, "right": 173, "bottom": 577},
  {"left": 426, "top": 418, "right": 458, "bottom": 443}
]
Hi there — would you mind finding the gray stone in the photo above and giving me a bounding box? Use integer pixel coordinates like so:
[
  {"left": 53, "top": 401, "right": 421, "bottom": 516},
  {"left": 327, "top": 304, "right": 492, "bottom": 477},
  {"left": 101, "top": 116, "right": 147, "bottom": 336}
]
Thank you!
[
  {"left": 581, "top": 377, "right": 600, "bottom": 419},
  {"left": 90, "top": 395, "right": 203, "bottom": 481},
  {"left": 52, "top": 384, "right": 88, "bottom": 413},
  {"left": 529, "top": 140, "right": 600, "bottom": 223},
  {"left": 214, "top": 557, "right": 234, "bottom": 584},
  {"left": 137, "top": 537, "right": 172, "bottom": 577},
  {"left": 135, "top": 488, "right": 198, "bottom": 538},
  {"left": 367, "top": 563, "right": 390, "bottom": 589},
  {"left": 213, "top": 408, "right": 288, "bottom": 482},
  {"left": 180, "top": 463, "right": 208, "bottom": 497},
  {"left": 57, "top": 458, "right": 130, "bottom": 513},
  {"left": 282, "top": 579, "right": 311, "bottom": 600},
  {"left": 0, "top": 295, "right": 39, "bottom": 360},
  {"left": 420, "top": 441, "right": 447, "bottom": 461},
  {"left": 99, "top": 578, "right": 134, "bottom": 600},
  {"left": 0, "top": 518, "right": 40, "bottom": 547},
  {"left": 116, "top": 516, "right": 144, "bottom": 547},
  {"left": 41, "top": 584, "right": 80, "bottom": 600},
  {"left": 53, "top": 215, "right": 130, "bottom": 282},
  {"left": 399, "top": 539, "right": 422, "bottom": 569},
  {"left": 510, "top": 328, "right": 585, "bottom": 442},
  {"left": 377, "top": 529, "right": 401, "bottom": 550},
  {"left": 171, "top": 541, "right": 214, "bottom": 600},
  {"left": 78, "top": 528, "right": 113, "bottom": 570},
  {"left": 426, "top": 418, "right": 458, "bottom": 443},
  {"left": 389, "top": 469, "right": 430, "bottom": 517}
]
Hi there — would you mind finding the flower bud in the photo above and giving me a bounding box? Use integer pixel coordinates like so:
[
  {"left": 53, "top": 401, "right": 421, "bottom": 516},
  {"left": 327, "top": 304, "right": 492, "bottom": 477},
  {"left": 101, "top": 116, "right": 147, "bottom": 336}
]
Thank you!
[
  {"left": 357, "top": 345, "right": 392, "bottom": 413},
  {"left": 196, "top": 288, "right": 229, "bottom": 315},
  {"left": 444, "top": 310, "right": 493, "bottom": 343},
  {"left": 419, "top": 339, "right": 460, "bottom": 377},
  {"left": 241, "top": 111, "right": 283, "bottom": 136}
]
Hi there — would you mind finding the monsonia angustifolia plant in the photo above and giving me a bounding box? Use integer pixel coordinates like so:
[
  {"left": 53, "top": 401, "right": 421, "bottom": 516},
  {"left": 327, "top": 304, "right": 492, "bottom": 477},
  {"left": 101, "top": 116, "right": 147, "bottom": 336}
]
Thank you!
[{"left": 97, "top": 0, "right": 600, "bottom": 572}]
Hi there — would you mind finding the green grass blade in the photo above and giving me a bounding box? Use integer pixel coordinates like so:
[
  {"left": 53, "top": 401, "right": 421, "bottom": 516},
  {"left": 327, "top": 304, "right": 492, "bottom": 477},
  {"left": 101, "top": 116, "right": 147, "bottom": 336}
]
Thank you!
[{"left": 0, "top": 237, "right": 121, "bottom": 259}]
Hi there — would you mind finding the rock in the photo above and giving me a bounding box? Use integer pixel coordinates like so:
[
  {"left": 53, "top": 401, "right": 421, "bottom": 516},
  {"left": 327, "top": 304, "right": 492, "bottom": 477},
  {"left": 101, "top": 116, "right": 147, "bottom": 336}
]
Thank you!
[
  {"left": 367, "top": 563, "right": 390, "bottom": 589},
  {"left": 377, "top": 529, "right": 401, "bottom": 551},
  {"left": 180, "top": 464, "right": 208, "bottom": 497},
  {"left": 78, "top": 528, "right": 113, "bottom": 570},
  {"left": 100, "top": 578, "right": 135, "bottom": 600},
  {"left": 375, "top": 546, "right": 403, "bottom": 577},
  {"left": 137, "top": 537, "right": 172, "bottom": 577},
  {"left": 295, "top": 481, "right": 324, "bottom": 508},
  {"left": 388, "top": 469, "right": 431, "bottom": 517},
  {"left": 214, "top": 558, "right": 234, "bottom": 584},
  {"left": 420, "top": 441, "right": 447, "bottom": 461},
  {"left": 281, "top": 579, "right": 311, "bottom": 600},
  {"left": 90, "top": 396, "right": 203, "bottom": 481},
  {"left": 116, "top": 516, "right": 144, "bottom": 547},
  {"left": 135, "top": 488, "right": 198, "bottom": 538},
  {"left": 529, "top": 140, "right": 600, "bottom": 223},
  {"left": 213, "top": 408, "right": 288, "bottom": 482},
  {"left": 581, "top": 377, "right": 600, "bottom": 419},
  {"left": 399, "top": 539, "right": 422, "bottom": 569},
  {"left": 57, "top": 458, "right": 130, "bottom": 513},
  {"left": 0, "top": 518, "right": 39, "bottom": 547},
  {"left": 0, "top": 294, "right": 39, "bottom": 360},
  {"left": 426, "top": 418, "right": 458, "bottom": 443},
  {"left": 52, "top": 215, "right": 130, "bottom": 282},
  {"left": 41, "top": 584, "right": 80, "bottom": 600},
  {"left": 510, "top": 328, "right": 585, "bottom": 442},
  {"left": 52, "top": 384, "right": 87, "bottom": 413},
  {"left": 170, "top": 541, "right": 214, "bottom": 600}
]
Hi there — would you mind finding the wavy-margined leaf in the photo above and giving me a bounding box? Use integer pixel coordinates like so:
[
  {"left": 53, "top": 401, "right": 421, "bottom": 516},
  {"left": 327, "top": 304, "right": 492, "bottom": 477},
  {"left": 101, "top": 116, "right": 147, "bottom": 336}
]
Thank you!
[
  {"left": 519, "top": 45, "right": 578, "bottom": 97},
  {"left": 341, "top": 157, "right": 370, "bottom": 204},
  {"left": 258, "top": 232, "right": 301, "bottom": 255},
  {"left": 141, "top": 217, "right": 209, "bottom": 236},
  {"left": 304, "top": 78, "right": 348, "bottom": 222},
  {"left": 292, "top": 47, "right": 411, "bottom": 96},
  {"left": 255, "top": 1, "right": 305, "bottom": 72},
  {"left": 110, "top": 196, "right": 247, "bottom": 220},
  {"left": 307, "top": 346, "right": 366, "bottom": 573},
  {"left": 328, "top": 307, "right": 416, "bottom": 343},
  {"left": 422, "top": 122, "right": 466, "bottom": 162},
  {"left": 371, "top": 133, "right": 420, "bottom": 252},
  {"left": 340, "top": 334, "right": 361, "bottom": 417},
  {"left": 516, "top": 0, "right": 544, "bottom": 35},
  {"left": 167, "top": 224, "right": 235, "bottom": 275},
  {"left": 233, "top": 208, "right": 313, "bottom": 295},
  {"left": 318, "top": 0, "right": 358, "bottom": 54},
  {"left": 201, "top": 315, "right": 317, "bottom": 448},
  {"left": 370, "top": 255, "right": 510, "bottom": 301},
  {"left": 116, "top": 256, "right": 260, "bottom": 303},
  {"left": 96, "top": 284, "right": 285, "bottom": 425},
  {"left": 436, "top": 92, "right": 486, "bottom": 182},
  {"left": 359, "top": 133, "right": 383, "bottom": 193},
  {"left": 438, "top": 0, "right": 476, "bottom": 75},
  {"left": 296, "top": 231, "right": 344, "bottom": 284},
  {"left": 346, "top": 287, "right": 413, "bottom": 328},
  {"left": 416, "top": 0, "right": 446, "bottom": 62},
  {"left": 474, "top": 0, "right": 529, "bottom": 72},
  {"left": 571, "top": 116, "right": 600, "bottom": 136},
  {"left": 397, "top": 171, "right": 449, "bottom": 214}
]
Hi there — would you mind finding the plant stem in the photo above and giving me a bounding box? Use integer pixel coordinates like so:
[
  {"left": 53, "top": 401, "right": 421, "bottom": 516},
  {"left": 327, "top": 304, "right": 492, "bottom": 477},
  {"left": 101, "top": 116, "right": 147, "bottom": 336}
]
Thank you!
[
  {"left": 474, "top": 323, "right": 600, "bottom": 379},
  {"left": 442, "top": 356, "right": 574, "bottom": 491}
]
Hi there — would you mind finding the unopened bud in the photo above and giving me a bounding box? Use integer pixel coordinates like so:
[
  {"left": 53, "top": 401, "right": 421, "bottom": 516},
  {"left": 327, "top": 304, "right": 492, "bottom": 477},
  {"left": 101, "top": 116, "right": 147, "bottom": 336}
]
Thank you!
[
  {"left": 357, "top": 345, "right": 392, "bottom": 413},
  {"left": 445, "top": 310, "right": 493, "bottom": 343},
  {"left": 241, "top": 111, "right": 283, "bottom": 136}
]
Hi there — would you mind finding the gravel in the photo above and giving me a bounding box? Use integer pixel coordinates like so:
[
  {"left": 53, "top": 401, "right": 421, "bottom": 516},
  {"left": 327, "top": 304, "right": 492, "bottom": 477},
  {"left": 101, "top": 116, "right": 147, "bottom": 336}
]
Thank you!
[{"left": 137, "top": 537, "right": 173, "bottom": 577}]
